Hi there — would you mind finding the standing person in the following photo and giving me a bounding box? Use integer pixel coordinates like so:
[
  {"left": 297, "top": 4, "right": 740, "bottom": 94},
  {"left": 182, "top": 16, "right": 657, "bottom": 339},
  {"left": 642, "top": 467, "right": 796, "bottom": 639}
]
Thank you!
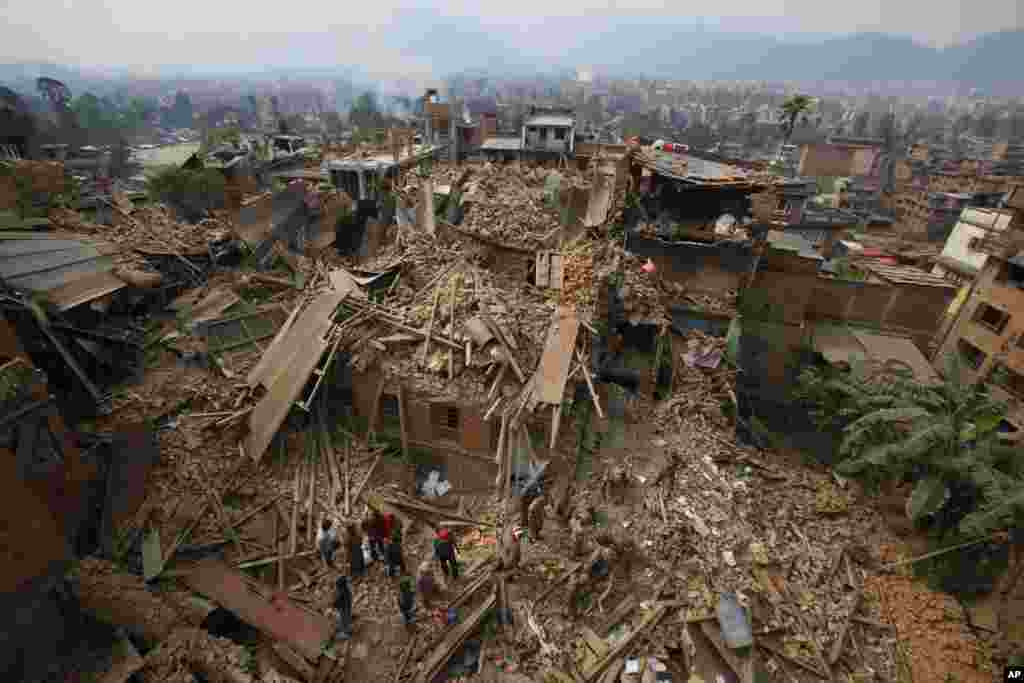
[
  {"left": 365, "top": 511, "right": 386, "bottom": 562},
  {"left": 416, "top": 561, "right": 440, "bottom": 610},
  {"left": 433, "top": 528, "right": 459, "bottom": 580},
  {"left": 346, "top": 523, "right": 365, "bottom": 578},
  {"left": 316, "top": 519, "right": 340, "bottom": 569},
  {"left": 385, "top": 525, "right": 406, "bottom": 578},
  {"left": 398, "top": 574, "right": 416, "bottom": 626},
  {"left": 332, "top": 576, "right": 353, "bottom": 641}
]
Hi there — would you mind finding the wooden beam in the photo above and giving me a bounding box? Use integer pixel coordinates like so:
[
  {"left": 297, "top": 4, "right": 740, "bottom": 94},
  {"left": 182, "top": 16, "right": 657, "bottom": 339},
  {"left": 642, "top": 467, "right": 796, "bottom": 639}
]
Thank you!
[
  {"left": 550, "top": 402, "right": 563, "bottom": 450},
  {"left": 415, "top": 591, "right": 497, "bottom": 683},
  {"left": 420, "top": 287, "right": 441, "bottom": 365},
  {"left": 397, "top": 383, "right": 410, "bottom": 462},
  {"left": 584, "top": 604, "right": 672, "bottom": 682},
  {"left": 366, "top": 375, "right": 388, "bottom": 446},
  {"left": 352, "top": 452, "right": 384, "bottom": 507},
  {"left": 575, "top": 349, "right": 604, "bottom": 419},
  {"left": 290, "top": 461, "right": 301, "bottom": 555}
]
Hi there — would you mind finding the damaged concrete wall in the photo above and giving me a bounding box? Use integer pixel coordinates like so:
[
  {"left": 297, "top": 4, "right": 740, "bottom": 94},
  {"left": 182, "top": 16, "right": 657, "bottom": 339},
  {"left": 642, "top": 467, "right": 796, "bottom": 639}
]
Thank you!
[
  {"left": 625, "top": 235, "right": 755, "bottom": 293},
  {"left": 805, "top": 278, "right": 953, "bottom": 349}
]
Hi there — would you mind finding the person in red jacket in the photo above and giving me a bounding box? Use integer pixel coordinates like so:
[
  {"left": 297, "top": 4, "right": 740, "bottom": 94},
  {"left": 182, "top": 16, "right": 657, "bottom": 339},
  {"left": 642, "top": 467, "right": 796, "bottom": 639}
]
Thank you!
[{"left": 433, "top": 528, "right": 459, "bottom": 579}]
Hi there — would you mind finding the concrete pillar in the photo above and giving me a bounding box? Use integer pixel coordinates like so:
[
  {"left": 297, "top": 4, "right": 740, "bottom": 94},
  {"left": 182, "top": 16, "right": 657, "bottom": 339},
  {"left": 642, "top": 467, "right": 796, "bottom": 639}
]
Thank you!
[{"left": 357, "top": 170, "right": 366, "bottom": 201}]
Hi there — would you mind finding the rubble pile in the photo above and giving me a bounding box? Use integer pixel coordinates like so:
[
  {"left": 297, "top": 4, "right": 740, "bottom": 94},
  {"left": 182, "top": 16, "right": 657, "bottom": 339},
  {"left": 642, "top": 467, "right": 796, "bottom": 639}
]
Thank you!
[
  {"left": 4, "top": 147, "right": 999, "bottom": 683},
  {"left": 660, "top": 281, "right": 738, "bottom": 316},
  {"left": 561, "top": 239, "right": 597, "bottom": 311},
  {"left": 114, "top": 205, "right": 235, "bottom": 254},
  {"left": 668, "top": 329, "right": 735, "bottom": 419},
  {"left": 459, "top": 165, "right": 564, "bottom": 249}
]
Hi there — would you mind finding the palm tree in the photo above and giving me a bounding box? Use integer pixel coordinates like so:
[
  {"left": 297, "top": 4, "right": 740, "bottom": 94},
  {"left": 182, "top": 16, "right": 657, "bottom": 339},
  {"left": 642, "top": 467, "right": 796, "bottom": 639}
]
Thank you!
[{"left": 781, "top": 94, "right": 813, "bottom": 146}]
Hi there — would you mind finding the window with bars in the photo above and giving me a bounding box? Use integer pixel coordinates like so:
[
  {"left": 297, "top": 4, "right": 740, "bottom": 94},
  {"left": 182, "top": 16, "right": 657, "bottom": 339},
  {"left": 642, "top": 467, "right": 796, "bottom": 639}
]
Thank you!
[{"left": 431, "top": 404, "right": 460, "bottom": 441}]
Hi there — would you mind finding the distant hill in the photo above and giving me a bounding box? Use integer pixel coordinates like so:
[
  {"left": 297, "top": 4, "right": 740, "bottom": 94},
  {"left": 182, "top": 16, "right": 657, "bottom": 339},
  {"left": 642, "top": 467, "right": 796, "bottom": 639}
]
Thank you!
[
  {"left": 2, "top": 28, "right": 1022, "bottom": 93},
  {"left": 564, "top": 28, "right": 1024, "bottom": 88}
]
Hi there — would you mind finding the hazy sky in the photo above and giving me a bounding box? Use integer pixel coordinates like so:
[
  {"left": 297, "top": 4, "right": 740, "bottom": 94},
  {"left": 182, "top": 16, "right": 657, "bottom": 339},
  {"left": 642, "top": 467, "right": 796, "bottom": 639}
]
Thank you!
[{"left": 1, "top": 0, "right": 1020, "bottom": 71}]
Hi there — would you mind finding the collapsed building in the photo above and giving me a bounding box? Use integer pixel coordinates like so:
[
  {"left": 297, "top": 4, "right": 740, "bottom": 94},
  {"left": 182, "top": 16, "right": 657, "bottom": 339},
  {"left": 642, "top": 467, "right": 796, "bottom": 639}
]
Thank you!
[{"left": 0, "top": 136, "right": 995, "bottom": 683}]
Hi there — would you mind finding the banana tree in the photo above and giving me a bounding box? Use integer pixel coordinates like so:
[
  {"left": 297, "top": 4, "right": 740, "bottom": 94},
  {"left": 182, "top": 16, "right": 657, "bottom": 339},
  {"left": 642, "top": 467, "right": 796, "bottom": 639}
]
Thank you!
[{"left": 834, "top": 354, "right": 1016, "bottom": 531}]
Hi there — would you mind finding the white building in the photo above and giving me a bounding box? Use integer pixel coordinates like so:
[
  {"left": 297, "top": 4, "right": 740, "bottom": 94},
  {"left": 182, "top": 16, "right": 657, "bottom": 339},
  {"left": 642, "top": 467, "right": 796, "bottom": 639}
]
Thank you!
[{"left": 932, "top": 207, "right": 1016, "bottom": 286}]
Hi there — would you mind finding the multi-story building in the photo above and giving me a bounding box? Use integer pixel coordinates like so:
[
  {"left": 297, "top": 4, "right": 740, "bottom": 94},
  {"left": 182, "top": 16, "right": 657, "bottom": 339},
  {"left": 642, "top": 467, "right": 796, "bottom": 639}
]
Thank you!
[
  {"left": 932, "top": 207, "right": 1016, "bottom": 286},
  {"left": 934, "top": 186, "right": 1024, "bottom": 434}
]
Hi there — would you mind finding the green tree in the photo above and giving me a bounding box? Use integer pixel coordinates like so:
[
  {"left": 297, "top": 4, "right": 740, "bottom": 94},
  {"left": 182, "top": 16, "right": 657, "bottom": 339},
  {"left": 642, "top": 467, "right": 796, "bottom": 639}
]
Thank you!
[
  {"left": 781, "top": 94, "right": 813, "bottom": 146},
  {"left": 350, "top": 91, "right": 380, "bottom": 129},
  {"left": 851, "top": 111, "right": 871, "bottom": 138},
  {"left": 72, "top": 93, "right": 113, "bottom": 131},
  {"left": 169, "top": 92, "right": 194, "bottom": 129},
  {"left": 796, "top": 354, "right": 1021, "bottom": 539}
]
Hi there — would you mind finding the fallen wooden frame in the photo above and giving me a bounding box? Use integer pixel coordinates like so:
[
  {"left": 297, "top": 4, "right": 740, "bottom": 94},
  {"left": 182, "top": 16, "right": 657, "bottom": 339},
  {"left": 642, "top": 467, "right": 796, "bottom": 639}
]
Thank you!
[
  {"left": 415, "top": 590, "right": 497, "bottom": 683},
  {"left": 583, "top": 603, "right": 673, "bottom": 682},
  {"left": 375, "top": 494, "right": 496, "bottom": 528}
]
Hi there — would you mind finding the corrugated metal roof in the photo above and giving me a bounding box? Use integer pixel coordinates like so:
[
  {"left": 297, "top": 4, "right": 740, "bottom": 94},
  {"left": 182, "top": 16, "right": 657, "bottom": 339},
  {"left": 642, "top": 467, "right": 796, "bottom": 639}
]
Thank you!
[
  {"left": 480, "top": 137, "right": 524, "bottom": 152},
  {"left": 524, "top": 115, "right": 574, "bottom": 127},
  {"left": 784, "top": 227, "right": 828, "bottom": 247},
  {"left": 863, "top": 261, "right": 956, "bottom": 288},
  {"left": 0, "top": 234, "right": 124, "bottom": 307}
]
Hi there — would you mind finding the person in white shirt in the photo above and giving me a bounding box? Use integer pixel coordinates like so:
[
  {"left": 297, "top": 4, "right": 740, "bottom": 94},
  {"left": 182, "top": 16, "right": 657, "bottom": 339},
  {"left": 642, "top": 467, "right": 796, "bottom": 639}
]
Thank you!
[{"left": 316, "top": 518, "right": 340, "bottom": 568}]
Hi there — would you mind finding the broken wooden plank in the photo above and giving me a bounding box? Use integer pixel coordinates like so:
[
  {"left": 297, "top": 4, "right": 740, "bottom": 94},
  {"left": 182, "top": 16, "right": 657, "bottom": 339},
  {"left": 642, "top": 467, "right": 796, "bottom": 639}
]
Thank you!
[
  {"left": 483, "top": 396, "right": 503, "bottom": 422},
  {"left": 488, "top": 363, "right": 508, "bottom": 400},
  {"left": 352, "top": 451, "right": 384, "bottom": 506},
  {"left": 420, "top": 287, "right": 441, "bottom": 365},
  {"left": 757, "top": 642, "right": 829, "bottom": 679},
  {"left": 415, "top": 590, "right": 497, "bottom": 683},
  {"left": 236, "top": 550, "right": 317, "bottom": 570},
  {"left": 597, "top": 595, "right": 638, "bottom": 635},
  {"left": 244, "top": 288, "right": 350, "bottom": 461},
  {"left": 448, "top": 567, "right": 495, "bottom": 610},
  {"left": 482, "top": 314, "right": 525, "bottom": 382},
  {"left": 575, "top": 349, "right": 604, "bottom": 419},
  {"left": 307, "top": 453, "right": 317, "bottom": 546},
  {"left": 531, "top": 561, "right": 584, "bottom": 608},
  {"left": 447, "top": 278, "right": 456, "bottom": 380},
  {"left": 272, "top": 641, "right": 315, "bottom": 681},
  {"left": 397, "top": 383, "right": 410, "bottom": 462},
  {"left": 550, "top": 402, "right": 563, "bottom": 450},
  {"left": 585, "top": 604, "right": 672, "bottom": 682},
  {"left": 829, "top": 589, "right": 862, "bottom": 665},
  {"left": 290, "top": 462, "right": 301, "bottom": 555},
  {"left": 374, "top": 494, "right": 495, "bottom": 528},
  {"left": 183, "top": 558, "right": 333, "bottom": 660},
  {"left": 535, "top": 307, "right": 581, "bottom": 404},
  {"left": 392, "top": 634, "right": 418, "bottom": 683},
  {"left": 366, "top": 374, "right": 388, "bottom": 446},
  {"left": 700, "top": 620, "right": 755, "bottom": 683}
]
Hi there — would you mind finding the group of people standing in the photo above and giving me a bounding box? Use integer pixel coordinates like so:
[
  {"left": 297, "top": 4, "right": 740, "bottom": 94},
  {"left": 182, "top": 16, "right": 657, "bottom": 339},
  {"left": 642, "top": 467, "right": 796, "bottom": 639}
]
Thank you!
[{"left": 316, "top": 510, "right": 461, "bottom": 641}]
